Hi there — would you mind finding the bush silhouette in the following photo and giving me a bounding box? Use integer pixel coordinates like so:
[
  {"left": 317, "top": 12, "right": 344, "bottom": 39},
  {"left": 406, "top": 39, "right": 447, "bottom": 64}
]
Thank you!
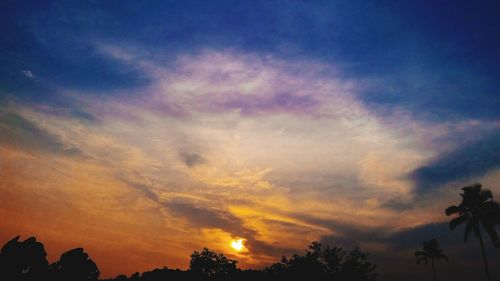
[
  {"left": 265, "top": 242, "right": 377, "bottom": 281},
  {"left": 0, "top": 236, "right": 49, "bottom": 281},
  {"left": 189, "top": 248, "right": 238, "bottom": 279},
  {"left": 49, "top": 247, "right": 99, "bottom": 281}
]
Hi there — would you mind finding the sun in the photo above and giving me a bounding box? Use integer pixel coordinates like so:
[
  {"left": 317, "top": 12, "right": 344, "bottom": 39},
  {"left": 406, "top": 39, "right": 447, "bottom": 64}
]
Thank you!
[{"left": 230, "top": 239, "right": 245, "bottom": 252}]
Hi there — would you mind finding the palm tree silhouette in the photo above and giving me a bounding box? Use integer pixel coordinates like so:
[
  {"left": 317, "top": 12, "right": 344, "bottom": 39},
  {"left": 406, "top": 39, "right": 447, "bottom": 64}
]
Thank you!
[
  {"left": 445, "top": 183, "right": 500, "bottom": 281},
  {"left": 415, "top": 238, "right": 448, "bottom": 281}
]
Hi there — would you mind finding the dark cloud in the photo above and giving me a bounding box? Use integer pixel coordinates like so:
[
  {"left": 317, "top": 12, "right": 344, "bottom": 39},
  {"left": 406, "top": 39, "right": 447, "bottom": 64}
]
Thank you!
[
  {"left": 0, "top": 112, "right": 80, "bottom": 155},
  {"left": 410, "top": 131, "right": 500, "bottom": 193},
  {"left": 180, "top": 153, "right": 206, "bottom": 168},
  {"left": 386, "top": 223, "right": 453, "bottom": 250},
  {"left": 117, "top": 181, "right": 287, "bottom": 256},
  {"left": 320, "top": 234, "right": 359, "bottom": 250},
  {"left": 385, "top": 222, "right": 500, "bottom": 258},
  {"left": 120, "top": 180, "right": 247, "bottom": 235},
  {"left": 292, "top": 212, "right": 389, "bottom": 242},
  {"left": 262, "top": 219, "right": 315, "bottom": 236},
  {"left": 380, "top": 198, "right": 416, "bottom": 211},
  {"left": 302, "top": 215, "right": 499, "bottom": 257},
  {"left": 163, "top": 199, "right": 295, "bottom": 258},
  {"left": 164, "top": 199, "right": 255, "bottom": 238},
  {"left": 121, "top": 180, "right": 161, "bottom": 203}
]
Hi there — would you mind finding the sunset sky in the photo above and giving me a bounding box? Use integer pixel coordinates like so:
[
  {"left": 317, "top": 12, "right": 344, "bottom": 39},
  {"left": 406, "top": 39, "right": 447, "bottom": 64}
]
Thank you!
[{"left": 1, "top": 1, "right": 499, "bottom": 280}]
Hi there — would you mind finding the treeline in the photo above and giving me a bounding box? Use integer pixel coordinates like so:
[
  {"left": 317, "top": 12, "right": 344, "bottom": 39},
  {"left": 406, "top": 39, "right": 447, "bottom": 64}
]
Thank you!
[{"left": 0, "top": 236, "right": 377, "bottom": 281}]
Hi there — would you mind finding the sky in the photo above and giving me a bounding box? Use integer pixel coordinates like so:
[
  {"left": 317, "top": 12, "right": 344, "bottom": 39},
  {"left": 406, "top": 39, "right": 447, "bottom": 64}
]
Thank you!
[{"left": 0, "top": 1, "right": 499, "bottom": 280}]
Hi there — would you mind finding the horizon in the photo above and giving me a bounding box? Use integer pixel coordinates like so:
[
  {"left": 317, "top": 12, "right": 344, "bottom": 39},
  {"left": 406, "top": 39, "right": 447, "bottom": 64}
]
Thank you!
[{"left": 1, "top": 1, "right": 499, "bottom": 280}]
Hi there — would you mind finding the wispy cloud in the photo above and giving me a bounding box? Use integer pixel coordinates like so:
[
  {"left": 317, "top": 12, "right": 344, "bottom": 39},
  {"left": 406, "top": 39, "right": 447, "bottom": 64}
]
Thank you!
[
  {"left": 410, "top": 131, "right": 500, "bottom": 193},
  {"left": 21, "top": 70, "right": 35, "bottom": 78}
]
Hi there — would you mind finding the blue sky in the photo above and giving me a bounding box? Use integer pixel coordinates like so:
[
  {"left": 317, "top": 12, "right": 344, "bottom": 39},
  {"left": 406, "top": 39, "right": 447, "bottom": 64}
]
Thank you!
[
  {"left": 2, "top": 0, "right": 499, "bottom": 119},
  {"left": 1, "top": 1, "right": 499, "bottom": 280}
]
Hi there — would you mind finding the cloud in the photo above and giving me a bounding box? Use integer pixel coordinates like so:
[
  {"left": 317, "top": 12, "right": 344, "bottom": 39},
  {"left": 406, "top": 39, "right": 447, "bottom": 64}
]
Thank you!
[
  {"left": 162, "top": 199, "right": 297, "bottom": 262},
  {"left": 164, "top": 199, "right": 255, "bottom": 238},
  {"left": 0, "top": 110, "right": 80, "bottom": 156},
  {"left": 21, "top": 70, "right": 35, "bottom": 78},
  {"left": 1, "top": 2, "right": 499, "bottom": 279},
  {"left": 3, "top": 47, "right": 499, "bottom": 277},
  {"left": 410, "top": 131, "right": 500, "bottom": 193},
  {"left": 181, "top": 153, "right": 206, "bottom": 168}
]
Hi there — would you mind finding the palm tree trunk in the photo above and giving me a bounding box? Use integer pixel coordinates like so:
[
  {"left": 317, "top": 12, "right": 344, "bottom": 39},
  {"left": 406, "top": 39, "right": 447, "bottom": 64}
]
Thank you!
[
  {"left": 431, "top": 258, "right": 436, "bottom": 281},
  {"left": 478, "top": 228, "right": 491, "bottom": 281}
]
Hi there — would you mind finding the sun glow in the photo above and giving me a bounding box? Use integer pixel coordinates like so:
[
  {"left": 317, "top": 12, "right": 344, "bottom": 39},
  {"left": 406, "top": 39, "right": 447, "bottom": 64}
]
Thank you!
[{"left": 230, "top": 239, "right": 245, "bottom": 252}]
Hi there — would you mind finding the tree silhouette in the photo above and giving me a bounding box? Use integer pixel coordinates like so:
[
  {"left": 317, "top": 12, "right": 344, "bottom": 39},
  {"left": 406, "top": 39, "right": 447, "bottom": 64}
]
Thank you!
[
  {"left": 1, "top": 236, "right": 379, "bottom": 281},
  {"left": 445, "top": 183, "right": 500, "bottom": 281},
  {"left": 0, "top": 236, "right": 49, "bottom": 281},
  {"left": 49, "top": 248, "right": 99, "bottom": 281},
  {"left": 415, "top": 238, "right": 448, "bottom": 281},
  {"left": 266, "top": 242, "right": 377, "bottom": 281},
  {"left": 189, "top": 247, "right": 238, "bottom": 279}
]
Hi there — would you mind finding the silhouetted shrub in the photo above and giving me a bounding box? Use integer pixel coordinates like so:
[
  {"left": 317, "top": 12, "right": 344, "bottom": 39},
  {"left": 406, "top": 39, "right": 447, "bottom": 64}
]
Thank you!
[
  {"left": 265, "top": 242, "right": 377, "bottom": 281},
  {"left": 49, "top": 247, "right": 99, "bottom": 281},
  {"left": 189, "top": 248, "right": 238, "bottom": 279},
  {"left": 0, "top": 236, "right": 49, "bottom": 281}
]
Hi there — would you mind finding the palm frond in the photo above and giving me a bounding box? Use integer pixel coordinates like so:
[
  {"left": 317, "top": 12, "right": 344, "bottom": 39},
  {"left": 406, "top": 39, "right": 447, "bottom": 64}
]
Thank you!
[
  {"left": 479, "top": 189, "right": 493, "bottom": 203},
  {"left": 445, "top": 205, "right": 460, "bottom": 216},
  {"left": 483, "top": 201, "right": 500, "bottom": 223},
  {"left": 463, "top": 183, "right": 482, "bottom": 194},
  {"left": 449, "top": 215, "right": 468, "bottom": 230}
]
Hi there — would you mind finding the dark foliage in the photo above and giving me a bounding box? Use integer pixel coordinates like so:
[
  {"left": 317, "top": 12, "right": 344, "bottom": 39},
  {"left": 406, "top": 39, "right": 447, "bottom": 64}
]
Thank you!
[
  {"left": 445, "top": 183, "right": 500, "bottom": 281},
  {"left": 265, "top": 242, "right": 377, "bottom": 281},
  {"left": 446, "top": 183, "right": 500, "bottom": 246},
  {"left": 100, "top": 242, "right": 377, "bottom": 281},
  {"left": 189, "top": 247, "right": 238, "bottom": 279},
  {"left": 49, "top": 248, "right": 100, "bottom": 281},
  {"left": 0, "top": 236, "right": 99, "bottom": 281},
  {"left": 0, "top": 236, "right": 377, "bottom": 281},
  {"left": 0, "top": 236, "right": 49, "bottom": 281},
  {"left": 415, "top": 238, "right": 448, "bottom": 281}
]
